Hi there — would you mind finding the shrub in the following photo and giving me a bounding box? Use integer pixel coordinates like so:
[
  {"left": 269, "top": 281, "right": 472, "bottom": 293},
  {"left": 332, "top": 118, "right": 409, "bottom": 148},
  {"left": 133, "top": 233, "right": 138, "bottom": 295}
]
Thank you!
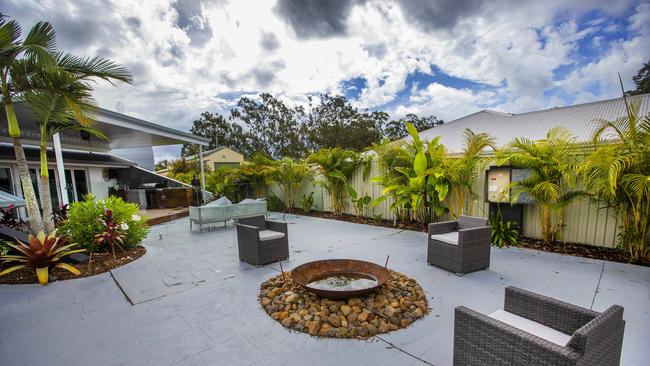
[
  {"left": 0, "top": 204, "right": 23, "bottom": 229},
  {"left": 60, "top": 195, "right": 149, "bottom": 252},
  {"left": 372, "top": 214, "right": 383, "bottom": 225},
  {"left": 489, "top": 213, "right": 519, "bottom": 248},
  {"left": 266, "top": 192, "right": 285, "bottom": 212},
  {"left": 300, "top": 192, "right": 314, "bottom": 213}
]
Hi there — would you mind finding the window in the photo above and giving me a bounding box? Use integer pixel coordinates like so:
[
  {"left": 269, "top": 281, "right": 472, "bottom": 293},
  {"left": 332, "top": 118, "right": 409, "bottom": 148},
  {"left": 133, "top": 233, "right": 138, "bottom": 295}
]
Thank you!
[
  {"left": 0, "top": 167, "right": 13, "bottom": 194},
  {"left": 65, "top": 169, "right": 89, "bottom": 202}
]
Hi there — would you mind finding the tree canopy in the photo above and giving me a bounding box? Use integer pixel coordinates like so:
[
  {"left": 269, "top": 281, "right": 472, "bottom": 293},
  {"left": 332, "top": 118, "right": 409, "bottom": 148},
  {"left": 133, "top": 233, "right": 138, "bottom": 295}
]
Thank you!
[
  {"left": 182, "top": 93, "right": 442, "bottom": 159},
  {"left": 631, "top": 59, "right": 650, "bottom": 95}
]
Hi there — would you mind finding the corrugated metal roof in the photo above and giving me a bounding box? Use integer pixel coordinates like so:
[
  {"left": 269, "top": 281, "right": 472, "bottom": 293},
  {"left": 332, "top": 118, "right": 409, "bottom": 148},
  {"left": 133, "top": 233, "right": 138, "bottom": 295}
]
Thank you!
[
  {"left": 418, "top": 93, "right": 650, "bottom": 153},
  {"left": 0, "top": 190, "right": 25, "bottom": 208}
]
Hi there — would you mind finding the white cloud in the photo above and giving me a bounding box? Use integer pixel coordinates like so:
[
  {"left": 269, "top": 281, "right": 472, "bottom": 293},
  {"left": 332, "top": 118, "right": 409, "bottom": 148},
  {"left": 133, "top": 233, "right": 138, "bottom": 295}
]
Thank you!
[{"left": 3, "top": 0, "right": 648, "bottom": 162}]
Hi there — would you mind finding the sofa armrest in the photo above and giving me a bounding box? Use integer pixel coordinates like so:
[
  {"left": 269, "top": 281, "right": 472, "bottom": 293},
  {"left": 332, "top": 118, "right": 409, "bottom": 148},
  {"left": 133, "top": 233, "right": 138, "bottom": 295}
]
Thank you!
[
  {"left": 266, "top": 220, "right": 287, "bottom": 234},
  {"left": 428, "top": 221, "right": 457, "bottom": 235},
  {"left": 454, "top": 306, "right": 581, "bottom": 366},
  {"left": 458, "top": 226, "right": 492, "bottom": 246},
  {"left": 504, "top": 287, "right": 599, "bottom": 335}
]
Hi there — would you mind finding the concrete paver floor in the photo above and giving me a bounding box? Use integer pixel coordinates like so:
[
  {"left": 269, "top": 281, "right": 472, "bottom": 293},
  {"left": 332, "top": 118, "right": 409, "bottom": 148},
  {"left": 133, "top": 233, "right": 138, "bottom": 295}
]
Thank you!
[{"left": 1, "top": 214, "right": 648, "bottom": 366}]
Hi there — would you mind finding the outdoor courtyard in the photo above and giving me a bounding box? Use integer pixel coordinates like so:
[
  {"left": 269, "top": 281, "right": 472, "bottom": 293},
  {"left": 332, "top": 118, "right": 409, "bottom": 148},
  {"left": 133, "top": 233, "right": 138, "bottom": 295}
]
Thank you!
[{"left": 1, "top": 214, "right": 648, "bottom": 366}]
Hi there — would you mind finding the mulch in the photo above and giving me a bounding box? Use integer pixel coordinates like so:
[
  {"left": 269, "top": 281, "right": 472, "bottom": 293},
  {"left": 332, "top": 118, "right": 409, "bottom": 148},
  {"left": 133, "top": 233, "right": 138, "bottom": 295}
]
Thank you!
[
  {"left": 0, "top": 246, "right": 146, "bottom": 285},
  {"left": 283, "top": 209, "right": 650, "bottom": 267}
]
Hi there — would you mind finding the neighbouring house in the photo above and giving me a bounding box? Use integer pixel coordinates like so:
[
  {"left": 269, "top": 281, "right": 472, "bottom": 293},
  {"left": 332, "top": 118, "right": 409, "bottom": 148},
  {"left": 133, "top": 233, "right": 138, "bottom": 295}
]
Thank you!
[
  {"left": 0, "top": 102, "right": 211, "bottom": 218},
  {"left": 157, "top": 146, "right": 244, "bottom": 176}
]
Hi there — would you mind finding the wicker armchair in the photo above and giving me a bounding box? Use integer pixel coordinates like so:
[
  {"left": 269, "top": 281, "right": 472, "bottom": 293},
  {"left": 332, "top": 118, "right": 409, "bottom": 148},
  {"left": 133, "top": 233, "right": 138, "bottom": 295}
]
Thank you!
[
  {"left": 236, "top": 215, "right": 289, "bottom": 265},
  {"left": 454, "top": 286, "right": 625, "bottom": 366},
  {"left": 427, "top": 215, "right": 491, "bottom": 274}
]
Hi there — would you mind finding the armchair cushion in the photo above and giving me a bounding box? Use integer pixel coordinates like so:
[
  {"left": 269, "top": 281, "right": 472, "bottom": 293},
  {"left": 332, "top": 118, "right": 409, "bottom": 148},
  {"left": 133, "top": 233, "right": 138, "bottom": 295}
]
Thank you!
[
  {"left": 489, "top": 309, "right": 572, "bottom": 347},
  {"left": 430, "top": 231, "right": 459, "bottom": 245},
  {"left": 259, "top": 229, "right": 285, "bottom": 241}
]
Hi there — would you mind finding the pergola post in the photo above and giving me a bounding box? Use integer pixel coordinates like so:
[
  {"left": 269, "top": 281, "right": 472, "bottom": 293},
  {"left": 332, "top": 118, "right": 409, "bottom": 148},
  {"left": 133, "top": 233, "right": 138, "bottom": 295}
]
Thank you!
[
  {"left": 53, "top": 133, "right": 69, "bottom": 205},
  {"left": 199, "top": 144, "right": 206, "bottom": 203}
]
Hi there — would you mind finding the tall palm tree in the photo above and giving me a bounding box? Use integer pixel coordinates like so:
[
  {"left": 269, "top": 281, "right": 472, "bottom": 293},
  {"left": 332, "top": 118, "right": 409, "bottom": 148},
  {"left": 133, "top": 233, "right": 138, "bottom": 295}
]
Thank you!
[
  {"left": 496, "top": 127, "right": 585, "bottom": 243},
  {"left": 580, "top": 89, "right": 650, "bottom": 261},
  {"left": 0, "top": 17, "right": 57, "bottom": 233},
  {"left": 444, "top": 129, "right": 495, "bottom": 218},
  {"left": 24, "top": 53, "right": 131, "bottom": 231}
]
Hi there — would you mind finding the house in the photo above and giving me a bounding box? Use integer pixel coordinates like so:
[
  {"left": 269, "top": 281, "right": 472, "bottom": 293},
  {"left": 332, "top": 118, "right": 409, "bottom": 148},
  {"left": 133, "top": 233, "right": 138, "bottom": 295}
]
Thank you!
[
  {"left": 414, "top": 93, "right": 650, "bottom": 246},
  {"left": 157, "top": 146, "right": 244, "bottom": 176},
  {"left": 0, "top": 102, "right": 210, "bottom": 215}
]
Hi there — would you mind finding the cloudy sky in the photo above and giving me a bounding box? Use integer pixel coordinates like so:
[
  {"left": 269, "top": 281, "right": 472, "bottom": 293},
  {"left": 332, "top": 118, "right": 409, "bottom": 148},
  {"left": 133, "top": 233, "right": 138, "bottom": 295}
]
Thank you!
[{"left": 4, "top": 0, "right": 649, "bottom": 161}]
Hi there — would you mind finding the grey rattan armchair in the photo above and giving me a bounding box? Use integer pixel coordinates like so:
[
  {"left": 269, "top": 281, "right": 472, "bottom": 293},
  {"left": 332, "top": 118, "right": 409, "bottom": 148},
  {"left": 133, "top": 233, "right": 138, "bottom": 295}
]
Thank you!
[
  {"left": 236, "top": 215, "right": 289, "bottom": 265},
  {"left": 454, "top": 286, "right": 625, "bottom": 366},
  {"left": 427, "top": 215, "right": 491, "bottom": 275}
]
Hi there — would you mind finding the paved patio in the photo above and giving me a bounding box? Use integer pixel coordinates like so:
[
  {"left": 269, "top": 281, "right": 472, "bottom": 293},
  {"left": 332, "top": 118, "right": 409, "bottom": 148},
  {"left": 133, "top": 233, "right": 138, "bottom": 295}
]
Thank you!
[{"left": 1, "top": 214, "right": 648, "bottom": 366}]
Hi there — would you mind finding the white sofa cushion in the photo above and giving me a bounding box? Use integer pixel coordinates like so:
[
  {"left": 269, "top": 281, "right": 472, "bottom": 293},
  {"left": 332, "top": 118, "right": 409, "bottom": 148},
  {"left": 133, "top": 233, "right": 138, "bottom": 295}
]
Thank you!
[
  {"left": 430, "top": 231, "right": 459, "bottom": 245},
  {"left": 259, "top": 230, "right": 285, "bottom": 241},
  {"left": 488, "top": 309, "right": 572, "bottom": 346},
  {"left": 205, "top": 196, "right": 232, "bottom": 207}
]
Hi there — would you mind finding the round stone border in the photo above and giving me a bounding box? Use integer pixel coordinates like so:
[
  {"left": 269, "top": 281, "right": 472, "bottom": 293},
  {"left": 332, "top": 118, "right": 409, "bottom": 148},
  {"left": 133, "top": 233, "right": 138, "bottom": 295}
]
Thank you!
[{"left": 259, "top": 270, "right": 428, "bottom": 339}]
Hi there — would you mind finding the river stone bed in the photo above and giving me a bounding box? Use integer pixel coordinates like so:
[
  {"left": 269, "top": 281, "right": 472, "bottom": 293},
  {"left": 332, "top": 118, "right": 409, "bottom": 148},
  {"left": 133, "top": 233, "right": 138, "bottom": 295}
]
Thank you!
[{"left": 259, "top": 270, "right": 428, "bottom": 339}]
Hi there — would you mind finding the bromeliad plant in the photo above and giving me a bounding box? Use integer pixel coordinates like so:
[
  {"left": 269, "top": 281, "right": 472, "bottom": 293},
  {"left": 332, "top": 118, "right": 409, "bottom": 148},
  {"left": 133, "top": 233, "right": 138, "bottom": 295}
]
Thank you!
[
  {"left": 94, "top": 208, "right": 126, "bottom": 260},
  {"left": 0, "top": 204, "right": 23, "bottom": 229},
  {"left": 371, "top": 123, "right": 449, "bottom": 224},
  {"left": 0, "top": 230, "right": 85, "bottom": 285}
]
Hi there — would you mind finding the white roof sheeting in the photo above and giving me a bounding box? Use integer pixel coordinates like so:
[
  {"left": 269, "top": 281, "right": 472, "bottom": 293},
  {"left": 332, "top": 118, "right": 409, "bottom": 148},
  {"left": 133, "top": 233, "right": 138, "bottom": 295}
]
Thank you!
[{"left": 417, "top": 93, "right": 650, "bottom": 153}]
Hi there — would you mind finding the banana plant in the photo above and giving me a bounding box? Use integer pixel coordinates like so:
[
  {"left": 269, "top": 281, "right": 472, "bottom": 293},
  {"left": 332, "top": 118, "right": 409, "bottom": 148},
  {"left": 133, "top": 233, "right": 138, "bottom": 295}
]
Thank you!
[{"left": 371, "top": 123, "right": 449, "bottom": 224}]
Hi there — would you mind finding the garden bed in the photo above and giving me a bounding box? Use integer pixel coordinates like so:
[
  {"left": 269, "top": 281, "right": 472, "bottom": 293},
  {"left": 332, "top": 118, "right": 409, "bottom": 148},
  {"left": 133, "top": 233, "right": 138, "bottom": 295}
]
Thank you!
[
  {"left": 282, "top": 209, "right": 650, "bottom": 267},
  {"left": 0, "top": 246, "right": 146, "bottom": 285}
]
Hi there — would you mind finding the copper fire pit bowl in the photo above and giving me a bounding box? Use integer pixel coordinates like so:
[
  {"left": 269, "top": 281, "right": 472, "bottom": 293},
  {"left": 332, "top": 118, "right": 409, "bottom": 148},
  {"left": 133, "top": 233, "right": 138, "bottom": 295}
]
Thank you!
[{"left": 291, "top": 259, "right": 391, "bottom": 300}]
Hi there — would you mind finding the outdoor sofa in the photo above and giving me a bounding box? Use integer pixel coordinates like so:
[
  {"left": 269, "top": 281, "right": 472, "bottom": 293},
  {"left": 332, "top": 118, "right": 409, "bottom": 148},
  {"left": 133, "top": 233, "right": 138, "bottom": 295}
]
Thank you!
[
  {"left": 189, "top": 198, "right": 267, "bottom": 232},
  {"left": 236, "top": 215, "right": 289, "bottom": 265},
  {"left": 454, "top": 286, "right": 625, "bottom": 366},
  {"left": 427, "top": 215, "right": 491, "bottom": 275}
]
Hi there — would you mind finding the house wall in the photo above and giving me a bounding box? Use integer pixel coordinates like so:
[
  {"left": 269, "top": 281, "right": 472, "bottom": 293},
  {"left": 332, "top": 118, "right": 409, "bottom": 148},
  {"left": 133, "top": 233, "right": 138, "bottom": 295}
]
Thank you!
[
  {"left": 268, "top": 158, "right": 620, "bottom": 248},
  {"left": 88, "top": 167, "right": 118, "bottom": 199},
  {"left": 204, "top": 148, "right": 244, "bottom": 170}
]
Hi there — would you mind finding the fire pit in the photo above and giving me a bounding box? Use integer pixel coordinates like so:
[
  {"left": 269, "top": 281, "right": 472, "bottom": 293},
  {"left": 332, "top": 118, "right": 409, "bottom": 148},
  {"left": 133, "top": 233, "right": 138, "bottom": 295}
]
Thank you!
[{"left": 291, "top": 259, "right": 391, "bottom": 299}]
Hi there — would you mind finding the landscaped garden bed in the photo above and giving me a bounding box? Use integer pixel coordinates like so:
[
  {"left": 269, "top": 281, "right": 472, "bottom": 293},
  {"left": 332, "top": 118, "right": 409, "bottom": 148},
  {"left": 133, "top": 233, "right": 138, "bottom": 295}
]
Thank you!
[
  {"left": 259, "top": 270, "right": 428, "bottom": 339},
  {"left": 280, "top": 208, "right": 650, "bottom": 267},
  {"left": 0, "top": 245, "right": 146, "bottom": 285}
]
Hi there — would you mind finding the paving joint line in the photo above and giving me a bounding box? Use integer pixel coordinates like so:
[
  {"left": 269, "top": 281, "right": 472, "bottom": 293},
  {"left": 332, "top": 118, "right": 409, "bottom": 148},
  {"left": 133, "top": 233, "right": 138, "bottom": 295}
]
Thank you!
[
  {"left": 376, "top": 336, "right": 435, "bottom": 365},
  {"left": 109, "top": 270, "right": 134, "bottom": 306},
  {"left": 590, "top": 261, "right": 605, "bottom": 310}
]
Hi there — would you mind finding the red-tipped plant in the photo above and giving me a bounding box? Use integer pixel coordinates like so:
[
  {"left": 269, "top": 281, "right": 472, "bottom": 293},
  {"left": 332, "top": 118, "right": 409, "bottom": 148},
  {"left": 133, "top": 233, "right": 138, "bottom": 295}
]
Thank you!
[
  {"left": 0, "top": 231, "right": 85, "bottom": 285},
  {"left": 94, "top": 208, "right": 126, "bottom": 259}
]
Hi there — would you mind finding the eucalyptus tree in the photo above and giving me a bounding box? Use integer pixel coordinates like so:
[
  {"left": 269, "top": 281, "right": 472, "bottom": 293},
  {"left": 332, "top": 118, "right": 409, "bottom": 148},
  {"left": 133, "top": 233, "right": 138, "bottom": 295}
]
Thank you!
[
  {"left": 443, "top": 129, "right": 495, "bottom": 218},
  {"left": 580, "top": 93, "right": 650, "bottom": 261},
  {"left": 25, "top": 52, "right": 131, "bottom": 230},
  {"left": 496, "top": 127, "right": 585, "bottom": 243},
  {"left": 0, "top": 17, "right": 57, "bottom": 233}
]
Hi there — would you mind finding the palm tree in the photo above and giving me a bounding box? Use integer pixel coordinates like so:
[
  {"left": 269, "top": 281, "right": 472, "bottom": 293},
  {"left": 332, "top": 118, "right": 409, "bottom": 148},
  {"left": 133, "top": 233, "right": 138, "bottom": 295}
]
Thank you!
[
  {"left": 268, "top": 157, "right": 313, "bottom": 212},
  {"left": 443, "top": 129, "right": 495, "bottom": 218},
  {"left": 580, "top": 90, "right": 650, "bottom": 261},
  {"left": 0, "top": 17, "right": 57, "bottom": 233},
  {"left": 307, "top": 147, "right": 361, "bottom": 216},
  {"left": 496, "top": 127, "right": 585, "bottom": 243},
  {"left": 17, "top": 43, "right": 131, "bottom": 232}
]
